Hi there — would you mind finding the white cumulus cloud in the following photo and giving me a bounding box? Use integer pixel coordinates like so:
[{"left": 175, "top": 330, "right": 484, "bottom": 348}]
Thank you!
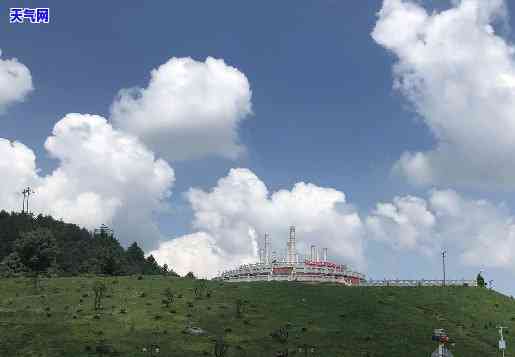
[
  {"left": 366, "top": 195, "right": 436, "bottom": 251},
  {"left": 0, "top": 49, "right": 33, "bottom": 113},
  {"left": 372, "top": 0, "right": 515, "bottom": 189},
  {"left": 0, "top": 113, "right": 175, "bottom": 248},
  {"left": 366, "top": 189, "right": 515, "bottom": 270},
  {"left": 0, "top": 139, "right": 39, "bottom": 212},
  {"left": 110, "top": 57, "right": 252, "bottom": 161},
  {"left": 150, "top": 168, "right": 366, "bottom": 278}
]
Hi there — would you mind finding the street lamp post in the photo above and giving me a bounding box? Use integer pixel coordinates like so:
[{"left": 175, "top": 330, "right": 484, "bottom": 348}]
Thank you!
[{"left": 441, "top": 250, "right": 447, "bottom": 287}]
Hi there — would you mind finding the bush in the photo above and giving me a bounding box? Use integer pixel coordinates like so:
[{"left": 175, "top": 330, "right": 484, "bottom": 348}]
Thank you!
[
  {"left": 185, "top": 271, "right": 196, "bottom": 279},
  {"left": 162, "top": 287, "right": 174, "bottom": 308}
]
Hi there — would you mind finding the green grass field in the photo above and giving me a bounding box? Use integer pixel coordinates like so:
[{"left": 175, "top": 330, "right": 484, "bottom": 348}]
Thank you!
[{"left": 0, "top": 276, "right": 513, "bottom": 356}]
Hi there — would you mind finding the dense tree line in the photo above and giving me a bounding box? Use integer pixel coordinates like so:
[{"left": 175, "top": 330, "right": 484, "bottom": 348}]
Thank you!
[{"left": 0, "top": 211, "right": 178, "bottom": 277}]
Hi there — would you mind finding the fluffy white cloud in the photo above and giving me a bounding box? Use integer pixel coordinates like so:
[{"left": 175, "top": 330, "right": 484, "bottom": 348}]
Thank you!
[
  {"left": 0, "top": 49, "right": 33, "bottom": 113},
  {"left": 372, "top": 0, "right": 515, "bottom": 189},
  {"left": 110, "top": 57, "right": 252, "bottom": 161},
  {"left": 0, "top": 139, "right": 39, "bottom": 212},
  {"left": 150, "top": 232, "right": 235, "bottom": 278},
  {"left": 0, "top": 114, "right": 175, "bottom": 248},
  {"left": 366, "top": 189, "right": 515, "bottom": 269},
  {"left": 366, "top": 195, "right": 436, "bottom": 251},
  {"left": 150, "top": 168, "right": 365, "bottom": 278}
]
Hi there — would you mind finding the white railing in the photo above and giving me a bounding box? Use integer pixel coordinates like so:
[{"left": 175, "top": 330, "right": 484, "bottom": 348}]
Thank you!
[{"left": 360, "top": 279, "right": 477, "bottom": 287}]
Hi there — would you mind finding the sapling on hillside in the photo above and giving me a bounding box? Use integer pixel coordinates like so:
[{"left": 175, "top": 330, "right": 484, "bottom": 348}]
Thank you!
[
  {"left": 235, "top": 298, "right": 246, "bottom": 318},
  {"left": 120, "top": 295, "right": 128, "bottom": 314},
  {"left": 214, "top": 335, "right": 228, "bottom": 357},
  {"left": 93, "top": 280, "right": 107, "bottom": 311},
  {"left": 162, "top": 287, "right": 174, "bottom": 308},
  {"left": 194, "top": 280, "right": 208, "bottom": 299}
]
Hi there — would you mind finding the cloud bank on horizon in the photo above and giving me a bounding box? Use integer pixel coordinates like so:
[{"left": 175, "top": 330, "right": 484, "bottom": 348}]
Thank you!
[
  {"left": 373, "top": 0, "right": 515, "bottom": 189},
  {"left": 149, "top": 168, "right": 366, "bottom": 278},
  {"left": 367, "top": 189, "right": 515, "bottom": 270},
  {"left": 0, "top": 49, "right": 33, "bottom": 114}
]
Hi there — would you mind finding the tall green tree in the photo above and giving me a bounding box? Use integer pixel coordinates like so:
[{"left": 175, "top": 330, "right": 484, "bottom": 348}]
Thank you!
[
  {"left": 143, "top": 254, "right": 162, "bottom": 275},
  {"left": 476, "top": 272, "right": 486, "bottom": 288},
  {"left": 13, "top": 228, "right": 58, "bottom": 274},
  {"left": 92, "top": 226, "right": 127, "bottom": 275},
  {"left": 126, "top": 242, "right": 146, "bottom": 274},
  {"left": 6, "top": 228, "right": 58, "bottom": 289}
]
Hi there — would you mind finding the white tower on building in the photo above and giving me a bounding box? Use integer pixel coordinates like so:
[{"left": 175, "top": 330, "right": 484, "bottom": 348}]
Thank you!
[{"left": 287, "top": 226, "right": 297, "bottom": 264}]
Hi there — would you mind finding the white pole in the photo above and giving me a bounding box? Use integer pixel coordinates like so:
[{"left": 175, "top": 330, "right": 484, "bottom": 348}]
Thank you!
[
  {"left": 498, "top": 326, "right": 507, "bottom": 357},
  {"left": 442, "top": 249, "right": 447, "bottom": 287}
]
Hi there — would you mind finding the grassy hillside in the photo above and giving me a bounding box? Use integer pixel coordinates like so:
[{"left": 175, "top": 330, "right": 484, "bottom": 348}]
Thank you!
[{"left": 0, "top": 276, "right": 513, "bottom": 356}]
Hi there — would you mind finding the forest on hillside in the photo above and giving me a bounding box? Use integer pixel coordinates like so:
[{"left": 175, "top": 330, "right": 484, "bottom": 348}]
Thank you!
[{"left": 0, "top": 211, "right": 178, "bottom": 277}]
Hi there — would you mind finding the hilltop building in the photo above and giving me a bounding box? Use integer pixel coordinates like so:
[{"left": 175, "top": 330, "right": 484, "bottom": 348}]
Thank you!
[{"left": 216, "top": 226, "right": 366, "bottom": 285}]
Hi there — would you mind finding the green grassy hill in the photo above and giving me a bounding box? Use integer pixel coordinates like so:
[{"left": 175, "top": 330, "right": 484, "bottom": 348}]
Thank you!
[{"left": 0, "top": 276, "right": 513, "bottom": 356}]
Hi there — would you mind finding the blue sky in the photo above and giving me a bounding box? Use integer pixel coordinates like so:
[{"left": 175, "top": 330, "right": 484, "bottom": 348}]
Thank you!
[{"left": 2, "top": 0, "right": 515, "bottom": 295}]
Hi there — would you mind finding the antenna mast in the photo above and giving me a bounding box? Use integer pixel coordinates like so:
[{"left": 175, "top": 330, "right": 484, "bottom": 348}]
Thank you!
[{"left": 21, "top": 186, "right": 35, "bottom": 214}]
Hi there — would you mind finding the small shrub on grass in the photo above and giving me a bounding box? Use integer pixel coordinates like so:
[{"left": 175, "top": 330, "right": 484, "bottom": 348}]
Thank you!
[
  {"left": 194, "top": 280, "right": 208, "bottom": 299},
  {"left": 270, "top": 326, "right": 289, "bottom": 344},
  {"left": 235, "top": 299, "right": 246, "bottom": 318},
  {"left": 162, "top": 287, "right": 174, "bottom": 308}
]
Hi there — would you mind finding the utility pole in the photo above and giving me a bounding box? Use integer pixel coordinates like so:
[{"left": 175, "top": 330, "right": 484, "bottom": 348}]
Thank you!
[
  {"left": 498, "top": 326, "right": 507, "bottom": 357},
  {"left": 21, "top": 189, "right": 26, "bottom": 213},
  {"left": 442, "top": 249, "right": 447, "bottom": 287},
  {"left": 21, "top": 186, "right": 35, "bottom": 214}
]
